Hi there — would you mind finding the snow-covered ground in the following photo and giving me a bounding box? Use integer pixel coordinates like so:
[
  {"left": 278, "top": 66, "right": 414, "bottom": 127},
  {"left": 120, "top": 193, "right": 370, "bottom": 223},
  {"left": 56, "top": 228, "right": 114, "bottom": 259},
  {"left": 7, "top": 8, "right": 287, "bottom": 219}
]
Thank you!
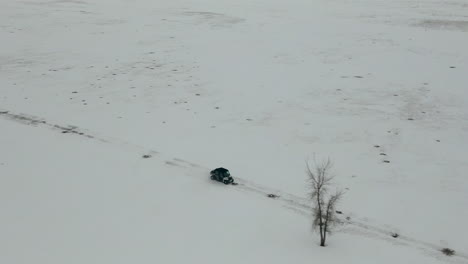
[{"left": 1, "top": 0, "right": 467, "bottom": 263}]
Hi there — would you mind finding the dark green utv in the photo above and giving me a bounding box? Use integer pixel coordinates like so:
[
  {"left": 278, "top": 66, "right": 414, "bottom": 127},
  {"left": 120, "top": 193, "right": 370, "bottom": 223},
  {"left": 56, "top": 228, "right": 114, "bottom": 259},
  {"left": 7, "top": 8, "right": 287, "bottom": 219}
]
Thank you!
[{"left": 210, "top": 168, "right": 234, "bottom": 185}]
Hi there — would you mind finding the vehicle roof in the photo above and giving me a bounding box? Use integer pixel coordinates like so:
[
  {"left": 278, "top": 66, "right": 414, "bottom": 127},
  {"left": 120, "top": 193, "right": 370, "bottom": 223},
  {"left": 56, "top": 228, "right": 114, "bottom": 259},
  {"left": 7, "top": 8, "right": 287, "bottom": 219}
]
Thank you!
[{"left": 213, "top": 167, "right": 229, "bottom": 173}]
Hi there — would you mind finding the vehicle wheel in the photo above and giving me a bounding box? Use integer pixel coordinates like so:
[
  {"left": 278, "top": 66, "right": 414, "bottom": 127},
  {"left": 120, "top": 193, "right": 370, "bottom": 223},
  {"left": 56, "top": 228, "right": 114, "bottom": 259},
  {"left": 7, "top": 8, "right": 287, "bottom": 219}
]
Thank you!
[
  {"left": 210, "top": 175, "right": 215, "bottom": 180},
  {"left": 223, "top": 180, "right": 230, "bottom": 185}
]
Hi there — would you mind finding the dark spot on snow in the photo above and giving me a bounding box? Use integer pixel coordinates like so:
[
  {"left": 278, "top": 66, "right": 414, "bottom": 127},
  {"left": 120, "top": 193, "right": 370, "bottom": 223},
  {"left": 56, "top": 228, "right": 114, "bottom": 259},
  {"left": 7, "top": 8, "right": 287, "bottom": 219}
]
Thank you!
[
  {"left": 354, "top": 76, "right": 363, "bottom": 78},
  {"left": 391, "top": 232, "right": 399, "bottom": 238},
  {"left": 267, "top": 194, "right": 279, "bottom": 198},
  {"left": 393, "top": 94, "right": 399, "bottom": 96},
  {"left": 407, "top": 118, "right": 414, "bottom": 121},
  {"left": 246, "top": 118, "right": 252, "bottom": 121},
  {"left": 383, "top": 160, "right": 390, "bottom": 163},
  {"left": 215, "top": 107, "right": 219, "bottom": 109},
  {"left": 380, "top": 153, "right": 387, "bottom": 156},
  {"left": 72, "top": 91, "right": 78, "bottom": 94},
  {"left": 142, "top": 154, "right": 152, "bottom": 159},
  {"left": 441, "top": 248, "right": 455, "bottom": 256},
  {"left": 195, "top": 93, "right": 201, "bottom": 96},
  {"left": 436, "top": 139, "right": 440, "bottom": 142},
  {"left": 346, "top": 216, "right": 351, "bottom": 220},
  {"left": 335, "top": 210, "right": 343, "bottom": 214},
  {"left": 450, "top": 66, "right": 456, "bottom": 69},
  {"left": 374, "top": 145, "right": 380, "bottom": 148}
]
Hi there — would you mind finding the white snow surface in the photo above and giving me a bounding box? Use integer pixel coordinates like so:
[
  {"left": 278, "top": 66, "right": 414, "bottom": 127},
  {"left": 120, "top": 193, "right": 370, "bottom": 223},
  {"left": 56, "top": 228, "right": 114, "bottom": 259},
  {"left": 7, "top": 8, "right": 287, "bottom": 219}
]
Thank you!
[{"left": 1, "top": 0, "right": 468, "bottom": 263}]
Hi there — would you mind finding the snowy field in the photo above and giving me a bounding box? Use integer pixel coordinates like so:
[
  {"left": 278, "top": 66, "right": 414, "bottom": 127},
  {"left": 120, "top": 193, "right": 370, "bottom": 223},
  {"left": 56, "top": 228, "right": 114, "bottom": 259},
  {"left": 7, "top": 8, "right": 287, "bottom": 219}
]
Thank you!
[{"left": 1, "top": 0, "right": 468, "bottom": 263}]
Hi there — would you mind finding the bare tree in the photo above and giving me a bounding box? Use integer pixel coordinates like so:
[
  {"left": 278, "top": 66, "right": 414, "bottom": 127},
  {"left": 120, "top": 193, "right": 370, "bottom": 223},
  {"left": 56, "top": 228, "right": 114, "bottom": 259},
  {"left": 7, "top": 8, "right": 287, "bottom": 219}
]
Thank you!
[{"left": 307, "top": 159, "right": 343, "bottom": 247}]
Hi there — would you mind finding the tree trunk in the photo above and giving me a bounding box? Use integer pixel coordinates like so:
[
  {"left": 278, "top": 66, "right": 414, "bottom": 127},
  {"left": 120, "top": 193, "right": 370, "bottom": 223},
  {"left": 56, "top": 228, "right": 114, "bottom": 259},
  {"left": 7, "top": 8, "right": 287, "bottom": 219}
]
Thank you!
[
  {"left": 316, "top": 191, "right": 324, "bottom": 246},
  {"left": 321, "top": 223, "right": 327, "bottom": 247},
  {"left": 320, "top": 231, "right": 325, "bottom": 247},
  {"left": 320, "top": 225, "right": 324, "bottom": 247}
]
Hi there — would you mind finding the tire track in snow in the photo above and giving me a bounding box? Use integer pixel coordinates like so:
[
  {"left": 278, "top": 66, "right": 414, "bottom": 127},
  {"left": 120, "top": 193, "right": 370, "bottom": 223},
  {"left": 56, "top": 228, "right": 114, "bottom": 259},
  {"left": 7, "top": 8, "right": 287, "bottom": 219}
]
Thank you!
[
  {"left": 0, "top": 110, "right": 103, "bottom": 141},
  {"left": 1, "top": 109, "right": 466, "bottom": 262}
]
